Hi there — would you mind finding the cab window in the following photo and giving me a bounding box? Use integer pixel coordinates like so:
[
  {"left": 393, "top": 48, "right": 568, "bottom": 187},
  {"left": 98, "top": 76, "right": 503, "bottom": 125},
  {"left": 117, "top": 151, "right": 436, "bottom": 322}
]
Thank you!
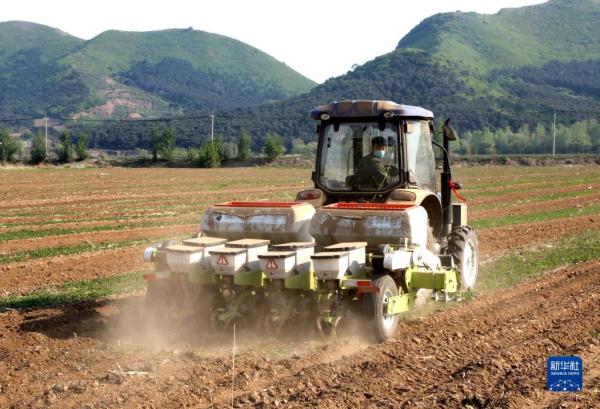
[{"left": 405, "top": 120, "right": 436, "bottom": 191}]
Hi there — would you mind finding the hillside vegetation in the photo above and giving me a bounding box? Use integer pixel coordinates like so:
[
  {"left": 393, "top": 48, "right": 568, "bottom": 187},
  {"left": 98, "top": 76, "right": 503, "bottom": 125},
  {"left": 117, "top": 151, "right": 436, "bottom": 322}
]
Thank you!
[
  {"left": 4, "top": 0, "right": 600, "bottom": 155},
  {"left": 0, "top": 22, "right": 315, "bottom": 118},
  {"left": 198, "top": 0, "right": 600, "bottom": 146}
]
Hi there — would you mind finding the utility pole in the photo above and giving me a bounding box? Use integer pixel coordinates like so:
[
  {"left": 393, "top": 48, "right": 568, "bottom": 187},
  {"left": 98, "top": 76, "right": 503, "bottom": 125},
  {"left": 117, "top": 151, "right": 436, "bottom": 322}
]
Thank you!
[
  {"left": 209, "top": 114, "right": 215, "bottom": 142},
  {"left": 552, "top": 111, "right": 556, "bottom": 157},
  {"left": 44, "top": 113, "right": 49, "bottom": 159}
]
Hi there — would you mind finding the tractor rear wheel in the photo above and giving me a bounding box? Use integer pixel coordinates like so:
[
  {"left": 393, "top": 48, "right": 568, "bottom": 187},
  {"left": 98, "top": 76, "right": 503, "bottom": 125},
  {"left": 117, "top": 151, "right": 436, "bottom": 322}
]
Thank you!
[
  {"left": 362, "top": 275, "right": 399, "bottom": 341},
  {"left": 448, "top": 226, "right": 479, "bottom": 291}
]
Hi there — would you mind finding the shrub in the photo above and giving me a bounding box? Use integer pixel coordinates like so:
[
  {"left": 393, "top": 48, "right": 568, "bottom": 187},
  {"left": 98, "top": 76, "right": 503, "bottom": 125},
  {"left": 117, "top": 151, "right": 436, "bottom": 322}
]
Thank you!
[
  {"left": 158, "top": 127, "right": 176, "bottom": 161},
  {"left": 30, "top": 132, "right": 47, "bottom": 164},
  {"left": 150, "top": 127, "right": 161, "bottom": 162},
  {"left": 198, "top": 140, "right": 222, "bottom": 168},
  {"left": 263, "top": 133, "right": 285, "bottom": 162},
  {"left": 56, "top": 131, "right": 74, "bottom": 163},
  {"left": 221, "top": 142, "right": 238, "bottom": 160},
  {"left": 186, "top": 147, "right": 197, "bottom": 161},
  {"left": 238, "top": 129, "right": 251, "bottom": 160},
  {"left": 75, "top": 133, "right": 89, "bottom": 161},
  {"left": 0, "top": 128, "right": 22, "bottom": 163}
]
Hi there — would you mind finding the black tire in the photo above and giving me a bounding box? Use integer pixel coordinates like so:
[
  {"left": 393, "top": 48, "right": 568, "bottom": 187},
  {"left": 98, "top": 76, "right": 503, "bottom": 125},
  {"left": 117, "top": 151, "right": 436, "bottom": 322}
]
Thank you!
[
  {"left": 448, "top": 226, "right": 479, "bottom": 291},
  {"left": 362, "top": 275, "right": 400, "bottom": 342}
]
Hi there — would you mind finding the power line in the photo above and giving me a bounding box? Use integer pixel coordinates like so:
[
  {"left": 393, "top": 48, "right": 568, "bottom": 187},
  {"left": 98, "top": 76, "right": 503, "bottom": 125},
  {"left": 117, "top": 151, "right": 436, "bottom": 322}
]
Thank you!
[{"left": 0, "top": 108, "right": 599, "bottom": 125}]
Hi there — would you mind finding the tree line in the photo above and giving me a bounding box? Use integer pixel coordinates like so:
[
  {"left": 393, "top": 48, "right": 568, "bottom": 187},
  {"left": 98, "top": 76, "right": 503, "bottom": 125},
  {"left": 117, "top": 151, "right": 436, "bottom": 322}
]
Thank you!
[
  {"left": 0, "top": 128, "right": 89, "bottom": 164},
  {"left": 146, "top": 127, "right": 285, "bottom": 167},
  {"left": 457, "top": 119, "right": 600, "bottom": 155},
  {"left": 2, "top": 118, "right": 598, "bottom": 165}
]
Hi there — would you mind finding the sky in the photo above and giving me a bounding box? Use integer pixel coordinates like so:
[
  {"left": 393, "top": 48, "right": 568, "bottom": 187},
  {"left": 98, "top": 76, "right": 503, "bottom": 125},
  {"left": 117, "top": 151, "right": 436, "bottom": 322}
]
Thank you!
[{"left": 3, "top": 0, "right": 547, "bottom": 83}]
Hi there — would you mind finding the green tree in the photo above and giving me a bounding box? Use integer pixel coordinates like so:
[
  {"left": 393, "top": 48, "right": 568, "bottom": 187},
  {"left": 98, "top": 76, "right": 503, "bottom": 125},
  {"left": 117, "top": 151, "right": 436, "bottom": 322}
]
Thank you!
[
  {"left": 75, "top": 133, "right": 89, "bottom": 161},
  {"left": 472, "top": 128, "right": 495, "bottom": 155},
  {"left": 159, "top": 127, "right": 176, "bottom": 161},
  {"left": 30, "top": 132, "right": 47, "bottom": 164},
  {"left": 0, "top": 128, "right": 22, "bottom": 163},
  {"left": 291, "top": 138, "right": 318, "bottom": 157},
  {"left": 589, "top": 119, "right": 600, "bottom": 153},
  {"left": 198, "top": 140, "right": 222, "bottom": 168},
  {"left": 533, "top": 123, "right": 547, "bottom": 152},
  {"left": 150, "top": 127, "right": 162, "bottom": 162},
  {"left": 56, "top": 130, "right": 74, "bottom": 163},
  {"left": 221, "top": 142, "right": 238, "bottom": 160},
  {"left": 263, "top": 133, "right": 285, "bottom": 162},
  {"left": 238, "top": 129, "right": 251, "bottom": 160},
  {"left": 512, "top": 124, "right": 531, "bottom": 154},
  {"left": 186, "top": 147, "right": 197, "bottom": 162},
  {"left": 567, "top": 121, "right": 592, "bottom": 153}
]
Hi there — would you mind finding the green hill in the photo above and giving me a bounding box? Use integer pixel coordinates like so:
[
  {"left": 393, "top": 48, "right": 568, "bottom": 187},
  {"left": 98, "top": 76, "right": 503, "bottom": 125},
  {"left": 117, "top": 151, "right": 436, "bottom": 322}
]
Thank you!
[
  {"left": 64, "top": 28, "right": 312, "bottom": 94},
  {"left": 0, "top": 22, "right": 316, "bottom": 118},
  {"left": 5, "top": 0, "right": 600, "bottom": 154},
  {"left": 0, "top": 21, "right": 82, "bottom": 63},
  {"left": 398, "top": 0, "right": 600, "bottom": 72},
  {"left": 0, "top": 21, "right": 88, "bottom": 117},
  {"left": 197, "top": 0, "right": 600, "bottom": 147}
]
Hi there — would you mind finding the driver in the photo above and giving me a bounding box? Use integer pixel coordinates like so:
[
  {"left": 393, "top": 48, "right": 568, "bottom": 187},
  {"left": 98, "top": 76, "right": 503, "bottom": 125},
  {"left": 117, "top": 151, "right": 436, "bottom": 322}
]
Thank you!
[{"left": 355, "top": 136, "right": 392, "bottom": 188}]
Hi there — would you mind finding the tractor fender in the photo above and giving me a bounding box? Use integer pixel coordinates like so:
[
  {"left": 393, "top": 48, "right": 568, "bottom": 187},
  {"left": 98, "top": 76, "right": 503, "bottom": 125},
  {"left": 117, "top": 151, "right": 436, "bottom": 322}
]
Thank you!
[{"left": 386, "top": 189, "right": 442, "bottom": 237}]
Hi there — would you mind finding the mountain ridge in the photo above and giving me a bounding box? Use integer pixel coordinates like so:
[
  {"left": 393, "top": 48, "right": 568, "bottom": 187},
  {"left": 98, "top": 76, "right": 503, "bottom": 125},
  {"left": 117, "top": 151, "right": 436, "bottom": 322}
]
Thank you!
[
  {"left": 0, "top": 21, "right": 316, "bottom": 118},
  {"left": 198, "top": 0, "right": 600, "bottom": 145},
  {"left": 3, "top": 0, "right": 600, "bottom": 153}
]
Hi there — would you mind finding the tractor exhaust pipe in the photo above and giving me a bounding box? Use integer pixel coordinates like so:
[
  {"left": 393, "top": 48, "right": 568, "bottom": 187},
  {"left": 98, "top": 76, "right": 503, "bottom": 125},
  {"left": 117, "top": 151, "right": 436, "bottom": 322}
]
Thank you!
[{"left": 440, "top": 119, "right": 456, "bottom": 238}]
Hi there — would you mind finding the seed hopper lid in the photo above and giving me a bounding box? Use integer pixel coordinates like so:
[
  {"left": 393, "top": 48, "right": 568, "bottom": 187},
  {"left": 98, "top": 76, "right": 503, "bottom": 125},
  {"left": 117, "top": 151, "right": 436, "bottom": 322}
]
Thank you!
[
  {"left": 311, "top": 251, "right": 349, "bottom": 259},
  {"left": 272, "top": 241, "right": 316, "bottom": 250},
  {"left": 182, "top": 237, "right": 228, "bottom": 247},
  {"left": 209, "top": 247, "right": 246, "bottom": 255},
  {"left": 226, "top": 238, "right": 270, "bottom": 249},
  {"left": 324, "top": 242, "right": 368, "bottom": 251}
]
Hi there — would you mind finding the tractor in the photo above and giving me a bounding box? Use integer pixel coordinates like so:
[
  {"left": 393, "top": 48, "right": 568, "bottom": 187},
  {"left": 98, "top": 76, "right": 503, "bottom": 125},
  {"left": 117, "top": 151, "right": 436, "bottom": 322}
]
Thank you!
[{"left": 142, "top": 100, "right": 479, "bottom": 342}]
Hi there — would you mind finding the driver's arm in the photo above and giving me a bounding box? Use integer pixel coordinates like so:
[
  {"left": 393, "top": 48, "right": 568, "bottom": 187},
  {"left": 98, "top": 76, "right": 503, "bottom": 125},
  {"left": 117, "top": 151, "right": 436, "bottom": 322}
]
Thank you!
[
  {"left": 358, "top": 156, "right": 387, "bottom": 185},
  {"left": 372, "top": 159, "right": 389, "bottom": 184}
]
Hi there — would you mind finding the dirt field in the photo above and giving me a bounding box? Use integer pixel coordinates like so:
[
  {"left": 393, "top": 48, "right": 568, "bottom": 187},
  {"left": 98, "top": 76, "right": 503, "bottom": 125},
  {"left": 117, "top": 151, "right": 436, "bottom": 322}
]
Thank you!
[{"left": 1, "top": 165, "right": 599, "bottom": 408}]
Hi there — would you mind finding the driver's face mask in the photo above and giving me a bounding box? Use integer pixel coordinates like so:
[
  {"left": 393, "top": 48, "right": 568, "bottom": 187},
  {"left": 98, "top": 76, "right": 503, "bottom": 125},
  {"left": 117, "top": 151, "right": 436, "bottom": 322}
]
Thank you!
[{"left": 374, "top": 149, "right": 385, "bottom": 159}]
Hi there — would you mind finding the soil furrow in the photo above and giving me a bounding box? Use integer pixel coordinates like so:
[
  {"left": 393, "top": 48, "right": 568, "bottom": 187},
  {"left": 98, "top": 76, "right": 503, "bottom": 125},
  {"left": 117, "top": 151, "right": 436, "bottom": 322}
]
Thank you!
[{"left": 225, "top": 259, "right": 600, "bottom": 408}]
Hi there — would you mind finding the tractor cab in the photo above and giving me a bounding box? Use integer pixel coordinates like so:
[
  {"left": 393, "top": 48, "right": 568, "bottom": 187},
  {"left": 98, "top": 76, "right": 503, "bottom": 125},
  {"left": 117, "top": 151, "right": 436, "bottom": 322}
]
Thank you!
[{"left": 311, "top": 100, "right": 437, "bottom": 202}]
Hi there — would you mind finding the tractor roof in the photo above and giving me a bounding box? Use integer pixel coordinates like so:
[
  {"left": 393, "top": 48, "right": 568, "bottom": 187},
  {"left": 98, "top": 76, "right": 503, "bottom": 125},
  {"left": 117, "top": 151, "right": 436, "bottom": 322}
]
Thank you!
[{"left": 310, "top": 100, "right": 433, "bottom": 120}]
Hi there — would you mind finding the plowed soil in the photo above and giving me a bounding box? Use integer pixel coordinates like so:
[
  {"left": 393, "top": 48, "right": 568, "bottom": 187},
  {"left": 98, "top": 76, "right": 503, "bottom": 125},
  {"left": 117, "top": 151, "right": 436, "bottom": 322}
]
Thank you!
[
  {"left": 0, "top": 259, "right": 598, "bottom": 408},
  {"left": 1, "top": 165, "right": 599, "bottom": 408}
]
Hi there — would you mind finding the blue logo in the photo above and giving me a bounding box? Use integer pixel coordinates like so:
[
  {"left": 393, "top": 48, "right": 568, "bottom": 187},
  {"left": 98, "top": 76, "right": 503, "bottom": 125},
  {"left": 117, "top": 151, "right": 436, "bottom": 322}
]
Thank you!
[{"left": 547, "top": 356, "right": 583, "bottom": 392}]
